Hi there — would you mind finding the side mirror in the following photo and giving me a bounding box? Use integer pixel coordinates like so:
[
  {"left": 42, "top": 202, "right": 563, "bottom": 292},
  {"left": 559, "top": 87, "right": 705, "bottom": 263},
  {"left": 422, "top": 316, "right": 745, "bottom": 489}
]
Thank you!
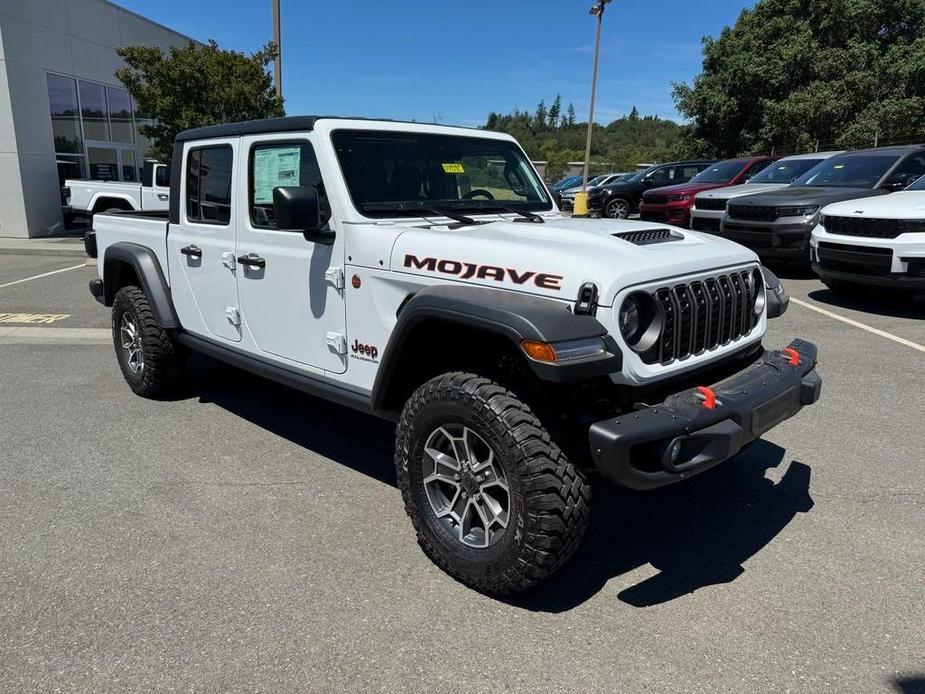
[
  {"left": 881, "top": 172, "right": 915, "bottom": 192},
  {"left": 273, "top": 186, "right": 333, "bottom": 244}
]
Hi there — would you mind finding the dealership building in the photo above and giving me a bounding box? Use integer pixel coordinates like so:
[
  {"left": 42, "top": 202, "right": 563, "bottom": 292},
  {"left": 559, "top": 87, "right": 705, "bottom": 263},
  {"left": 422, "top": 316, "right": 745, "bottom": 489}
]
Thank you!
[{"left": 0, "top": 0, "right": 192, "bottom": 238}]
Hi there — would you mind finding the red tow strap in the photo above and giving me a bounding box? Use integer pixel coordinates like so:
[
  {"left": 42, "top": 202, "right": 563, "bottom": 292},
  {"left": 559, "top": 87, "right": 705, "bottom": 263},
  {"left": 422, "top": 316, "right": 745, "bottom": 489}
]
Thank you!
[
  {"left": 696, "top": 386, "right": 717, "bottom": 410},
  {"left": 781, "top": 347, "right": 801, "bottom": 366}
]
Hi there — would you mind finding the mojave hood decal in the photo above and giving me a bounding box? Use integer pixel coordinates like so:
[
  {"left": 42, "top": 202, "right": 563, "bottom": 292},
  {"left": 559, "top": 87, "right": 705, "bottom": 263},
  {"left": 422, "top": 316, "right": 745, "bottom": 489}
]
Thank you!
[{"left": 404, "top": 254, "right": 563, "bottom": 291}]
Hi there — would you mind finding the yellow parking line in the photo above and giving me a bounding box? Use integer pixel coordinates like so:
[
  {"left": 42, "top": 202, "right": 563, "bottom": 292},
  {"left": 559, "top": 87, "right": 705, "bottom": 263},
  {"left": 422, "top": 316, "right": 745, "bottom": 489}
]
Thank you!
[{"left": 791, "top": 297, "right": 925, "bottom": 354}]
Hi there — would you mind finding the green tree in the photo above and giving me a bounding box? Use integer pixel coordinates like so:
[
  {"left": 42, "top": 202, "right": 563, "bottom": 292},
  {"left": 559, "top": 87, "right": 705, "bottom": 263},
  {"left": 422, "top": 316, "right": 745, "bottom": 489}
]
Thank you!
[
  {"left": 116, "top": 40, "right": 284, "bottom": 163},
  {"left": 533, "top": 99, "right": 548, "bottom": 131},
  {"left": 548, "top": 94, "right": 562, "bottom": 129},
  {"left": 673, "top": 0, "right": 925, "bottom": 157},
  {"left": 566, "top": 103, "right": 577, "bottom": 127}
]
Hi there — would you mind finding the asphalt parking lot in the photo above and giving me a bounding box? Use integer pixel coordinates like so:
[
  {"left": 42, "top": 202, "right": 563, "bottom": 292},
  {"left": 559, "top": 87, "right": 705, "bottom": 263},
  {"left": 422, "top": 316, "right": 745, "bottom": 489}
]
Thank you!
[{"left": 1, "top": 254, "right": 923, "bottom": 693}]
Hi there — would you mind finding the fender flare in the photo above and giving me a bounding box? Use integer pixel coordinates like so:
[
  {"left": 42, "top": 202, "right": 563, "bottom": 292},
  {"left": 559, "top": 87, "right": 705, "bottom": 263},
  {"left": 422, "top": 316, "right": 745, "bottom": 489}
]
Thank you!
[
  {"left": 103, "top": 242, "right": 179, "bottom": 329},
  {"left": 370, "top": 284, "right": 622, "bottom": 412},
  {"left": 90, "top": 193, "right": 137, "bottom": 213}
]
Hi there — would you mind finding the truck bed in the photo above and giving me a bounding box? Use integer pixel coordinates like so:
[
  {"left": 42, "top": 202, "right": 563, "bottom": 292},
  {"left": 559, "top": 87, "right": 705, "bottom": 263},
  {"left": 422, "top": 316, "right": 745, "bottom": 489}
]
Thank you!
[{"left": 93, "top": 210, "right": 171, "bottom": 284}]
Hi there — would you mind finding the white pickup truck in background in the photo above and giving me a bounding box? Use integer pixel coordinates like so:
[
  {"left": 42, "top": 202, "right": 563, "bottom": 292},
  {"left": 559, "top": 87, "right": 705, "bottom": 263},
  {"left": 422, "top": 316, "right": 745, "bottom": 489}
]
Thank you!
[{"left": 64, "top": 160, "right": 171, "bottom": 220}]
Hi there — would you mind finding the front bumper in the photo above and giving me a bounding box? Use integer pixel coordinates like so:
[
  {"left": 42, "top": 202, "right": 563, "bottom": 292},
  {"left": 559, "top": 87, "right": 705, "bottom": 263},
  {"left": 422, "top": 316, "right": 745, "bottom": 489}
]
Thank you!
[
  {"left": 720, "top": 219, "right": 813, "bottom": 260},
  {"left": 639, "top": 203, "right": 691, "bottom": 227},
  {"left": 588, "top": 339, "right": 820, "bottom": 490}
]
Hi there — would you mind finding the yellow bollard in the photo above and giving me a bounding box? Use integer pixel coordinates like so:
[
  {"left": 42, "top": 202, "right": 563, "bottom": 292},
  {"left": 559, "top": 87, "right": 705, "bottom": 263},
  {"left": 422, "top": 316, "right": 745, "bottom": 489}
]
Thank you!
[{"left": 572, "top": 191, "right": 589, "bottom": 217}]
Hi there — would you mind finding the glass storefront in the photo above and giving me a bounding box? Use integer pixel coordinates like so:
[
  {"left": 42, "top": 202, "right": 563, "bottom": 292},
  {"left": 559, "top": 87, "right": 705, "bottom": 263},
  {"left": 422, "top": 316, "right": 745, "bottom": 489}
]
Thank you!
[{"left": 47, "top": 72, "right": 148, "bottom": 187}]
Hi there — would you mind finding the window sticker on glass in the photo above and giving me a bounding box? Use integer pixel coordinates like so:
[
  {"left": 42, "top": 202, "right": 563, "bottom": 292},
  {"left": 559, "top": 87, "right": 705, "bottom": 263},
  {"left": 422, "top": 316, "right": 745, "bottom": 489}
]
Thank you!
[
  {"left": 833, "top": 164, "right": 845, "bottom": 169},
  {"left": 254, "top": 146, "right": 301, "bottom": 204},
  {"left": 442, "top": 163, "right": 465, "bottom": 174}
]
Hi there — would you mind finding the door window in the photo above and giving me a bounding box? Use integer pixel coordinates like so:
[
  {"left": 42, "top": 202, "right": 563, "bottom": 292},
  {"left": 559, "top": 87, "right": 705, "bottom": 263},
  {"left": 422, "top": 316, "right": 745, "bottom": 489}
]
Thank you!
[
  {"left": 645, "top": 166, "right": 673, "bottom": 184},
  {"left": 187, "top": 146, "right": 233, "bottom": 225},
  {"left": 155, "top": 166, "right": 171, "bottom": 187},
  {"left": 674, "top": 165, "right": 704, "bottom": 181},
  {"left": 248, "top": 141, "right": 329, "bottom": 228}
]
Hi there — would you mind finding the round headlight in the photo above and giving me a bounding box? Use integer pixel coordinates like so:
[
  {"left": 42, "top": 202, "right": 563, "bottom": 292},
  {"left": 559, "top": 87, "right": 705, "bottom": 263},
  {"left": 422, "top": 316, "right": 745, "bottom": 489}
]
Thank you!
[
  {"left": 619, "top": 295, "right": 641, "bottom": 342},
  {"left": 618, "top": 292, "right": 662, "bottom": 351}
]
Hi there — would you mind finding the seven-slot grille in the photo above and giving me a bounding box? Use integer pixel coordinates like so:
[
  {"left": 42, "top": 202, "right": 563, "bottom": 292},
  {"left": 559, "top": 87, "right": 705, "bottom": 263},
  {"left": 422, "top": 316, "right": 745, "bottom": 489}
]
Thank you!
[
  {"left": 727, "top": 204, "right": 778, "bottom": 221},
  {"left": 822, "top": 215, "right": 925, "bottom": 239},
  {"left": 695, "top": 197, "right": 728, "bottom": 211},
  {"left": 644, "top": 194, "right": 669, "bottom": 205},
  {"left": 645, "top": 270, "right": 759, "bottom": 365}
]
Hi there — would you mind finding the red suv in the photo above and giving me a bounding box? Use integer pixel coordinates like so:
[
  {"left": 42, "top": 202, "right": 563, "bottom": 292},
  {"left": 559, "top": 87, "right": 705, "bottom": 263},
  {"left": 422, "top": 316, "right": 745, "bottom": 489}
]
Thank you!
[{"left": 639, "top": 157, "right": 776, "bottom": 228}]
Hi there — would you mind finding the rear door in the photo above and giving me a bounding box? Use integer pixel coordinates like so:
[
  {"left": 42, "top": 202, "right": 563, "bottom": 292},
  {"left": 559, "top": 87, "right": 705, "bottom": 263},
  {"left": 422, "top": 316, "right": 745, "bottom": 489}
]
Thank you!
[
  {"left": 141, "top": 164, "right": 171, "bottom": 210},
  {"left": 234, "top": 134, "right": 347, "bottom": 373},
  {"left": 166, "top": 140, "right": 241, "bottom": 342}
]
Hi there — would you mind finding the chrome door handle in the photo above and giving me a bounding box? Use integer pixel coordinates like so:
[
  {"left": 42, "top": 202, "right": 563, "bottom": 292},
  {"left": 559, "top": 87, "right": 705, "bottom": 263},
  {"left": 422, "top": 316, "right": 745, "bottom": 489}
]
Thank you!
[
  {"left": 180, "top": 245, "right": 202, "bottom": 258},
  {"left": 157, "top": 193, "right": 169, "bottom": 201},
  {"left": 237, "top": 253, "right": 266, "bottom": 268}
]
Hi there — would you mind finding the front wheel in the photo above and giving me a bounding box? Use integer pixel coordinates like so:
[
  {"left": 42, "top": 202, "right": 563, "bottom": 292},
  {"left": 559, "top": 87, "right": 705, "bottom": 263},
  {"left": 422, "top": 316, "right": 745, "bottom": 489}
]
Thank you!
[
  {"left": 395, "top": 372, "right": 591, "bottom": 594},
  {"left": 605, "top": 197, "right": 630, "bottom": 219}
]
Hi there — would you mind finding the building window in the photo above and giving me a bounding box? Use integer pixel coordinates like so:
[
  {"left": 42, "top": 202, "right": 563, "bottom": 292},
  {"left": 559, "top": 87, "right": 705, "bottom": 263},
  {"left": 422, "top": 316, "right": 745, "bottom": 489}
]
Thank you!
[
  {"left": 187, "top": 146, "right": 233, "bottom": 225},
  {"left": 107, "top": 86, "right": 134, "bottom": 144},
  {"left": 47, "top": 73, "right": 83, "bottom": 154},
  {"left": 78, "top": 80, "right": 110, "bottom": 141}
]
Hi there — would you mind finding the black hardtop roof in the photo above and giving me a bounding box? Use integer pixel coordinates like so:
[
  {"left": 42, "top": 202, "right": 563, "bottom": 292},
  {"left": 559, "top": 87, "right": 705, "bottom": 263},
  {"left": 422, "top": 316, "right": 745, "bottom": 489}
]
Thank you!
[
  {"left": 174, "top": 115, "right": 480, "bottom": 142},
  {"left": 835, "top": 144, "right": 925, "bottom": 156}
]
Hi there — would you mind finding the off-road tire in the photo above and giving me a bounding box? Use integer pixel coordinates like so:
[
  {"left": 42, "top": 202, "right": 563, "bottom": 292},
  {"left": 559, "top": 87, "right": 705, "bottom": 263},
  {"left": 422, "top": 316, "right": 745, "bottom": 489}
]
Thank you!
[
  {"left": 395, "top": 372, "right": 591, "bottom": 594},
  {"left": 111, "top": 286, "right": 185, "bottom": 398}
]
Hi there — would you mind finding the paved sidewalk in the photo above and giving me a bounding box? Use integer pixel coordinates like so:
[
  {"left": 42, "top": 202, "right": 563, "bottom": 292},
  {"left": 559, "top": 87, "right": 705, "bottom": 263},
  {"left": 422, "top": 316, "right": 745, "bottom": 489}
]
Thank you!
[{"left": 0, "top": 232, "right": 88, "bottom": 258}]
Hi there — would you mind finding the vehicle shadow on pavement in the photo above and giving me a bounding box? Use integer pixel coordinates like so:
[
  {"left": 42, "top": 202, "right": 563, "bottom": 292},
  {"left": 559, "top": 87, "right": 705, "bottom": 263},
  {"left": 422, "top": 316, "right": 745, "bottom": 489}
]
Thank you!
[
  {"left": 807, "top": 288, "right": 925, "bottom": 318},
  {"left": 504, "top": 439, "right": 814, "bottom": 612},
  {"left": 892, "top": 675, "right": 925, "bottom": 694},
  {"left": 185, "top": 356, "right": 813, "bottom": 613},
  {"left": 762, "top": 262, "right": 817, "bottom": 281}
]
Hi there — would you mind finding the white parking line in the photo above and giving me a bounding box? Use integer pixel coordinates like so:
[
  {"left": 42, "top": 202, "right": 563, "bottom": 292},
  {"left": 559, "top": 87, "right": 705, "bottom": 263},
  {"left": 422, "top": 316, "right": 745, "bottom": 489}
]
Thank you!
[
  {"left": 0, "top": 326, "right": 110, "bottom": 345},
  {"left": 791, "top": 297, "right": 925, "bottom": 354},
  {"left": 0, "top": 263, "right": 86, "bottom": 290}
]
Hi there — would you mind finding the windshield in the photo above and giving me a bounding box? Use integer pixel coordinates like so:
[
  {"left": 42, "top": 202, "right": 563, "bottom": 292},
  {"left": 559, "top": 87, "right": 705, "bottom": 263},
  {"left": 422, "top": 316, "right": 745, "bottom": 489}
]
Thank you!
[
  {"left": 749, "top": 158, "right": 823, "bottom": 184},
  {"left": 690, "top": 160, "right": 747, "bottom": 184},
  {"left": 905, "top": 173, "right": 925, "bottom": 190},
  {"left": 332, "top": 130, "right": 551, "bottom": 218},
  {"left": 792, "top": 154, "right": 898, "bottom": 188}
]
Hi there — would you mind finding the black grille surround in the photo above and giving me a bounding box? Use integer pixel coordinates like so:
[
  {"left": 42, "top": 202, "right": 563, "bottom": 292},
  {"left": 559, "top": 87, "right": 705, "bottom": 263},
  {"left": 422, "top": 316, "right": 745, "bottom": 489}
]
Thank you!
[
  {"left": 822, "top": 215, "right": 925, "bottom": 239},
  {"left": 727, "top": 204, "right": 779, "bottom": 222},
  {"left": 613, "top": 228, "right": 680, "bottom": 245},
  {"left": 644, "top": 194, "right": 669, "bottom": 205},
  {"left": 640, "top": 269, "right": 761, "bottom": 366},
  {"left": 695, "top": 197, "right": 728, "bottom": 211}
]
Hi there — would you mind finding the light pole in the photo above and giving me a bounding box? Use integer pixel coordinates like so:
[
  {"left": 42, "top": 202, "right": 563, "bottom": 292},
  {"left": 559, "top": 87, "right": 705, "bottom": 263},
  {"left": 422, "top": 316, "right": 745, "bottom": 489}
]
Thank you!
[
  {"left": 573, "top": 0, "right": 612, "bottom": 217},
  {"left": 272, "top": 0, "right": 282, "bottom": 99}
]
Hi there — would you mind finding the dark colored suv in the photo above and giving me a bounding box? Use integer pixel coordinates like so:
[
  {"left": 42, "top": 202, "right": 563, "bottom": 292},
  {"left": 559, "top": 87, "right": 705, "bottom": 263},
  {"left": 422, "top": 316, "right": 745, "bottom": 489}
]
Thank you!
[
  {"left": 639, "top": 157, "right": 776, "bottom": 228},
  {"left": 591, "top": 160, "right": 715, "bottom": 219},
  {"left": 720, "top": 145, "right": 925, "bottom": 261}
]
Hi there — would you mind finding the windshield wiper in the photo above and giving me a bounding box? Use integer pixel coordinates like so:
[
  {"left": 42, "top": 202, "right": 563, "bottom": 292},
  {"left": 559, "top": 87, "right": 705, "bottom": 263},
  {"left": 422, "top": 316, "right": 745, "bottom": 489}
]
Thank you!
[
  {"left": 361, "top": 201, "right": 477, "bottom": 226},
  {"left": 445, "top": 200, "right": 546, "bottom": 223}
]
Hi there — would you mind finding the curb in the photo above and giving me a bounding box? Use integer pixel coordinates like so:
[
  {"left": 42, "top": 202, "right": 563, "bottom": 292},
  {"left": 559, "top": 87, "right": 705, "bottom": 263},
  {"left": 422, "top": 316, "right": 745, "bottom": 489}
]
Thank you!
[{"left": 0, "top": 246, "right": 88, "bottom": 258}]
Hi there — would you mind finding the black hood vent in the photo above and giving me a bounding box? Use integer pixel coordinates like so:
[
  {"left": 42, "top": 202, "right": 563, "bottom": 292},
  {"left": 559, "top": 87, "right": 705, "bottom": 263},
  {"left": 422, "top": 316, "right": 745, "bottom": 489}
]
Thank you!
[{"left": 613, "top": 228, "right": 682, "bottom": 246}]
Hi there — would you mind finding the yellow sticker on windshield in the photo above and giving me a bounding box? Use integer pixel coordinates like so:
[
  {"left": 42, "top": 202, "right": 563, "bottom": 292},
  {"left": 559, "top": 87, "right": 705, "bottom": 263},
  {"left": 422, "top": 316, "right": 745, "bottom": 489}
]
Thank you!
[
  {"left": 833, "top": 164, "right": 845, "bottom": 169},
  {"left": 442, "top": 163, "right": 465, "bottom": 174}
]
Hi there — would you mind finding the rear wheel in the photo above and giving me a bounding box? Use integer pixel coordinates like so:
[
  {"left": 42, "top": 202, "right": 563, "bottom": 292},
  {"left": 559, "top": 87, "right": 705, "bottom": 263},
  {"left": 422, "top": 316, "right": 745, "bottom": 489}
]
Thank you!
[
  {"left": 605, "top": 197, "right": 630, "bottom": 219},
  {"left": 112, "top": 286, "right": 185, "bottom": 398},
  {"left": 395, "top": 372, "right": 591, "bottom": 594}
]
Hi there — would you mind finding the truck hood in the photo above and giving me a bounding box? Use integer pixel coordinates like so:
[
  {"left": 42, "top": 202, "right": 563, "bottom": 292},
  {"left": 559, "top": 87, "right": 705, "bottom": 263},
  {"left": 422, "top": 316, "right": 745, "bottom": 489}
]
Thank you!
[
  {"left": 821, "top": 190, "right": 925, "bottom": 218},
  {"left": 389, "top": 216, "right": 757, "bottom": 307},
  {"left": 730, "top": 186, "right": 889, "bottom": 208},
  {"left": 696, "top": 183, "right": 789, "bottom": 200}
]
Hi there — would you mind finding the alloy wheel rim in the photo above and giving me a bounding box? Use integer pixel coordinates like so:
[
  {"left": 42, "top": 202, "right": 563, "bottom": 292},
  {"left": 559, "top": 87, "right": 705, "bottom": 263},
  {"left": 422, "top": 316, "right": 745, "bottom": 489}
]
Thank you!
[
  {"left": 120, "top": 313, "right": 144, "bottom": 375},
  {"left": 607, "top": 199, "right": 628, "bottom": 219},
  {"left": 422, "top": 424, "right": 510, "bottom": 549}
]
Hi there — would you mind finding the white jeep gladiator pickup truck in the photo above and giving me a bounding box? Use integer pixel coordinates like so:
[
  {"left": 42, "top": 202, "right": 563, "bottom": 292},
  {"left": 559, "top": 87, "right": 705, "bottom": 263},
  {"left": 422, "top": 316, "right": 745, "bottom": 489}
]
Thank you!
[
  {"left": 65, "top": 159, "right": 170, "bottom": 220},
  {"left": 89, "top": 116, "right": 821, "bottom": 594}
]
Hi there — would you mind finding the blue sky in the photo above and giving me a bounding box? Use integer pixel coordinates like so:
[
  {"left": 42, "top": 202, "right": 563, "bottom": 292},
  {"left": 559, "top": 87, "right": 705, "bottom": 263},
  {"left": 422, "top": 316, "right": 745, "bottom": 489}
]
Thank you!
[{"left": 115, "top": 0, "right": 751, "bottom": 127}]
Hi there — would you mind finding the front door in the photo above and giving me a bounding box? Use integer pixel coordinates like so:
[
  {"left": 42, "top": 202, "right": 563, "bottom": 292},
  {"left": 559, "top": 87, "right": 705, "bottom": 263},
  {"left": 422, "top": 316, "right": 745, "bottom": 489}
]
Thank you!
[
  {"left": 235, "top": 134, "right": 347, "bottom": 373},
  {"left": 166, "top": 139, "right": 241, "bottom": 343}
]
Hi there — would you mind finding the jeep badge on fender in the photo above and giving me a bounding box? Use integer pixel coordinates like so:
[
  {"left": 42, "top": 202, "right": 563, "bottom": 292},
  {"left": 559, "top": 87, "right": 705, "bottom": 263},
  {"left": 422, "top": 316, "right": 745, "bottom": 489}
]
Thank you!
[{"left": 89, "top": 115, "right": 820, "bottom": 595}]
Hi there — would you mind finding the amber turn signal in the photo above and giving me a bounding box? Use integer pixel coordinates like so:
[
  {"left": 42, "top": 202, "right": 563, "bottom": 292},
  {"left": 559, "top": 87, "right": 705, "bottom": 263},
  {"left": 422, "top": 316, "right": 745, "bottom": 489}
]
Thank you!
[{"left": 521, "top": 340, "right": 557, "bottom": 363}]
